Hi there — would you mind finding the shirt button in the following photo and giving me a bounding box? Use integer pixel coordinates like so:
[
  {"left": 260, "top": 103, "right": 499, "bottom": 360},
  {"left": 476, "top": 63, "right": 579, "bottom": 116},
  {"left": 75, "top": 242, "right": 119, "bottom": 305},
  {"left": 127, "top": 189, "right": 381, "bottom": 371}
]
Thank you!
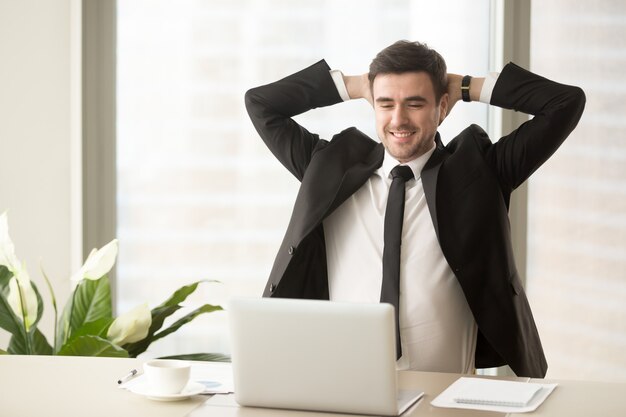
[{"left": 288, "top": 246, "right": 295, "bottom": 255}]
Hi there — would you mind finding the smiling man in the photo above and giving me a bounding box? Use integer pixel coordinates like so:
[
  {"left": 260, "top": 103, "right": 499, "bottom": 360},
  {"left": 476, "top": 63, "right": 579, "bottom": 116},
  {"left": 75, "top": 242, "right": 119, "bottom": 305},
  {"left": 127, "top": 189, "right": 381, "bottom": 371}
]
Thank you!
[{"left": 245, "top": 40, "right": 585, "bottom": 378}]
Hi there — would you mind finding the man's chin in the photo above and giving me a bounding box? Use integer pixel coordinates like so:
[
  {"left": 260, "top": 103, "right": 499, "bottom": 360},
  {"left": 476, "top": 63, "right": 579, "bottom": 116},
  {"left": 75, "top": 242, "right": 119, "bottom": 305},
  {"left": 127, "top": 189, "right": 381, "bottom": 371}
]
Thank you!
[
  {"left": 384, "top": 141, "right": 434, "bottom": 163},
  {"left": 384, "top": 146, "right": 416, "bottom": 163}
]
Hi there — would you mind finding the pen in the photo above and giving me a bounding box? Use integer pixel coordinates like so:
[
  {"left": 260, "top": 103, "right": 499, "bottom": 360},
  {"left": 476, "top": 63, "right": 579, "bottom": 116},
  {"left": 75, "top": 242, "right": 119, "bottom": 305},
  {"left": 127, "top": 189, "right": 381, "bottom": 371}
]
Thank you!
[{"left": 117, "top": 369, "right": 138, "bottom": 385}]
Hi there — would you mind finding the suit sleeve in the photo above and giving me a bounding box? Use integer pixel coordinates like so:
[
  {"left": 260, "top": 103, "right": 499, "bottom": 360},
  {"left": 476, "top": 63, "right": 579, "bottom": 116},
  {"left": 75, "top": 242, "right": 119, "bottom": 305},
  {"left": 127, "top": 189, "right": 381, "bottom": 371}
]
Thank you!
[
  {"left": 487, "top": 62, "right": 586, "bottom": 191},
  {"left": 244, "top": 60, "right": 344, "bottom": 181}
]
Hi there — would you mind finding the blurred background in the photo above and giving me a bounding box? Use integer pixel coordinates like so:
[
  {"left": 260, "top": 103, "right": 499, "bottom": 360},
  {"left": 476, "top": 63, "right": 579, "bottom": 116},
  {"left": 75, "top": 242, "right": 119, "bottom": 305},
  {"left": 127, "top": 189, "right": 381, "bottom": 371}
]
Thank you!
[{"left": 1, "top": 0, "right": 624, "bottom": 382}]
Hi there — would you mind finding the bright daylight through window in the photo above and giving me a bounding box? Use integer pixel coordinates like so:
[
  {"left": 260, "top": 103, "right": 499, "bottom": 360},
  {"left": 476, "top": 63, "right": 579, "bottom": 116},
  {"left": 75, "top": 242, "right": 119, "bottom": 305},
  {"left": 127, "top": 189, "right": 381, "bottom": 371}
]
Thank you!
[{"left": 116, "top": 0, "right": 490, "bottom": 358}]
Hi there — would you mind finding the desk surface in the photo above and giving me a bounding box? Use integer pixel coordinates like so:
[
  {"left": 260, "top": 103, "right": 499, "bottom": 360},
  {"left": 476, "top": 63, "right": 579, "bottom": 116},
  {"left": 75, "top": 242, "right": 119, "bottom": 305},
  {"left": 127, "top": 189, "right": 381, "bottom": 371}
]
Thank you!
[{"left": 1, "top": 355, "right": 625, "bottom": 417}]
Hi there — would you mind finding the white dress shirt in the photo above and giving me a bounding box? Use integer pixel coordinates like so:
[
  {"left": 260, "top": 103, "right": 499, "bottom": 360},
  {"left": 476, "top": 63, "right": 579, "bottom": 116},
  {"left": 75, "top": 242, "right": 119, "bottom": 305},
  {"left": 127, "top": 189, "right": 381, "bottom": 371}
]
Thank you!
[{"left": 324, "top": 70, "right": 499, "bottom": 373}]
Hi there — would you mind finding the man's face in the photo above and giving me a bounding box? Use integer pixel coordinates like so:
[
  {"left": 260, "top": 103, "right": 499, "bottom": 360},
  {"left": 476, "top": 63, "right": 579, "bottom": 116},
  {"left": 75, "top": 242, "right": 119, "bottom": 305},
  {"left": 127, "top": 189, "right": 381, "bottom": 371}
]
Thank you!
[{"left": 372, "top": 71, "right": 448, "bottom": 163}]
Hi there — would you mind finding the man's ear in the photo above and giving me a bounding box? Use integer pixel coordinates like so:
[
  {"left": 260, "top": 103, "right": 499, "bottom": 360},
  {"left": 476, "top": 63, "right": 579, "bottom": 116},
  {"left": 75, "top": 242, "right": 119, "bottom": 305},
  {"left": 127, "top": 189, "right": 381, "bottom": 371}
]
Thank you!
[{"left": 438, "top": 93, "right": 449, "bottom": 126}]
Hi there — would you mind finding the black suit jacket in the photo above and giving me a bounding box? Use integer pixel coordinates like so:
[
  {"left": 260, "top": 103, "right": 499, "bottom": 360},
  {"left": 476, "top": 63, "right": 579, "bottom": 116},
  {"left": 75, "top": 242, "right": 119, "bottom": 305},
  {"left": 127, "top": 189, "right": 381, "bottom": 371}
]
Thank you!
[{"left": 245, "top": 60, "right": 585, "bottom": 378}]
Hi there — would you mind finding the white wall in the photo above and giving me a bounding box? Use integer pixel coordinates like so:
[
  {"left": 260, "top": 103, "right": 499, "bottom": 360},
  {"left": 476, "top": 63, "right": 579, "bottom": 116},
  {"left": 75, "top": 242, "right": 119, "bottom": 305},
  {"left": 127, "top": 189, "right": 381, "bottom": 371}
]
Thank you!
[{"left": 0, "top": 0, "right": 81, "bottom": 346}]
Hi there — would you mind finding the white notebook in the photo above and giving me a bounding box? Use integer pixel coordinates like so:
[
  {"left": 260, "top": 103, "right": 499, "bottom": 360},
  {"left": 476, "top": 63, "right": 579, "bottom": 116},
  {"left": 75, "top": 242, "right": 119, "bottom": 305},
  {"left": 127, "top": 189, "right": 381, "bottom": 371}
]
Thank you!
[
  {"left": 453, "top": 378, "right": 542, "bottom": 407},
  {"left": 431, "top": 377, "right": 558, "bottom": 413}
]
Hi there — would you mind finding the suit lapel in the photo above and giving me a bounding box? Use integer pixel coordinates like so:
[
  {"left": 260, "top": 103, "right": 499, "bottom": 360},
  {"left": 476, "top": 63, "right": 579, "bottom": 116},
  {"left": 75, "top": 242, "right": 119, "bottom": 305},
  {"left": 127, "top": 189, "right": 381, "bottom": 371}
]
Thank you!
[
  {"left": 290, "top": 142, "right": 384, "bottom": 246},
  {"left": 328, "top": 143, "right": 385, "bottom": 214},
  {"left": 331, "top": 136, "right": 448, "bottom": 233},
  {"left": 421, "top": 136, "right": 448, "bottom": 238},
  {"left": 322, "top": 138, "right": 446, "bottom": 238},
  {"left": 292, "top": 135, "right": 445, "bottom": 245}
]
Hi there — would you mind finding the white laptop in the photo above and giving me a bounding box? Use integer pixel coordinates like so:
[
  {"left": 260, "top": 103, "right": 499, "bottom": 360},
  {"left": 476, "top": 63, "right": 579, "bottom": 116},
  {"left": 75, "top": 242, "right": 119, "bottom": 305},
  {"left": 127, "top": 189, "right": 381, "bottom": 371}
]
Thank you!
[{"left": 228, "top": 297, "right": 424, "bottom": 416}]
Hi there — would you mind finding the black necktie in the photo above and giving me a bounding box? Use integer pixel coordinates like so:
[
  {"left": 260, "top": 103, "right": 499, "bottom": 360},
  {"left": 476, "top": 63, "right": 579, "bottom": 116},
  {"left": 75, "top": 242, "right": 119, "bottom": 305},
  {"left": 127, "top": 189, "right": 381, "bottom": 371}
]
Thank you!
[{"left": 381, "top": 165, "right": 414, "bottom": 360}]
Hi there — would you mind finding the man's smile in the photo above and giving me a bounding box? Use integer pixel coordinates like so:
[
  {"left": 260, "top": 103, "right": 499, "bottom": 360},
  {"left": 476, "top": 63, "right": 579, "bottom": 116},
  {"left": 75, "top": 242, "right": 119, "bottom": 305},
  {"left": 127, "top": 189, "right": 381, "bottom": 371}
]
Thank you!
[
  {"left": 390, "top": 131, "right": 415, "bottom": 138},
  {"left": 388, "top": 130, "right": 417, "bottom": 142}
]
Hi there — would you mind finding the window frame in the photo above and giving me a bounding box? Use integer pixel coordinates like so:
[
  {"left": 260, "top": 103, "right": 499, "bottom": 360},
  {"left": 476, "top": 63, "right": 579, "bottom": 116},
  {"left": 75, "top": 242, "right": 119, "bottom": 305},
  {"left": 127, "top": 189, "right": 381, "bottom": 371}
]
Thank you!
[
  {"left": 83, "top": 0, "right": 530, "bottom": 363},
  {"left": 82, "top": 0, "right": 118, "bottom": 309}
]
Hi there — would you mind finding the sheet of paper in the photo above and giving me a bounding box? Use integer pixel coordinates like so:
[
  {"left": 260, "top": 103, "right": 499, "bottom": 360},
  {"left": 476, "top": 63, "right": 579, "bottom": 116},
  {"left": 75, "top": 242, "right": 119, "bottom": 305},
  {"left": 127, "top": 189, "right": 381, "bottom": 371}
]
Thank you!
[
  {"left": 431, "top": 377, "right": 558, "bottom": 413},
  {"left": 453, "top": 377, "right": 543, "bottom": 406},
  {"left": 190, "top": 361, "right": 234, "bottom": 394},
  {"left": 120, "top": 361, "right": 234, "bottom": 394}
]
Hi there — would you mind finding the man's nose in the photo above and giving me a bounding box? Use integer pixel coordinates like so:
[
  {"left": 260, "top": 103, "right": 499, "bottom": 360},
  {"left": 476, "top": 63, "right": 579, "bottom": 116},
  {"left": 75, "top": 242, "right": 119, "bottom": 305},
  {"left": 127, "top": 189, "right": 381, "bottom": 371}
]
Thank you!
[{"left": 391, "top": 106, "right": 409, "bottom": 126}]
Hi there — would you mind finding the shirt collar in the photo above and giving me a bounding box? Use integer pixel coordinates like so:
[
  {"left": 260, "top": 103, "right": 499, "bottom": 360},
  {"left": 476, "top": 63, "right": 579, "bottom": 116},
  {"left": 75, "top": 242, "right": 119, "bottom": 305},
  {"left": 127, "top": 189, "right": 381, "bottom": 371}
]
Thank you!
[{"left": 381, "top": 142, "right": 436, "bottom": 181}]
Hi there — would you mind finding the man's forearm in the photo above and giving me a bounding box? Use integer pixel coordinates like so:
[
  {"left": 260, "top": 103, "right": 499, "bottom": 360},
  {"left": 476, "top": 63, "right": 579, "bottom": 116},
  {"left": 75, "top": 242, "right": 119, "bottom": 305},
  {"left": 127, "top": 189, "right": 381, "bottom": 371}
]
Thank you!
[
  {"left": 343, "top": 72, "right": 485, "bottom": 104},
  {"left": 342, "top": 73, "right": 372, "bottom": 104}
]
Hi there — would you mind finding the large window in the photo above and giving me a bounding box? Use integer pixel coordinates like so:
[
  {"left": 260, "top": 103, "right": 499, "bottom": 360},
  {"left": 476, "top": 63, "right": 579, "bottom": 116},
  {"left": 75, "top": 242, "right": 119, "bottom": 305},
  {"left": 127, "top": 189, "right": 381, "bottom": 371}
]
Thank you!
[
  {"left": 116, "top": 0, "right": 491, "bottom": 358},
  {"left": 527, "top": 1, "right": 626, "bottom": 381}
]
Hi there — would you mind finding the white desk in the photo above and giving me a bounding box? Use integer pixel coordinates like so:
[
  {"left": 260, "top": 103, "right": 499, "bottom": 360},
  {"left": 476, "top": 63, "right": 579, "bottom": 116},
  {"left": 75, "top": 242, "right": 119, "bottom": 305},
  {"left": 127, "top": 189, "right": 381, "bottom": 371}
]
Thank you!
[{"left": 1, "top": 355, "right": 625, "bottom": 417}]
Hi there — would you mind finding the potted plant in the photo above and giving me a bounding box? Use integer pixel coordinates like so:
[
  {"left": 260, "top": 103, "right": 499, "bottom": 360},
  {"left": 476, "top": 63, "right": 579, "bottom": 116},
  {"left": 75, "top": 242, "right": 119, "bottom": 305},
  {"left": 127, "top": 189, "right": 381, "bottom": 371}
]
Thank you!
[{"left": 0, "top": 211, "right": 228, "bottom": 361}]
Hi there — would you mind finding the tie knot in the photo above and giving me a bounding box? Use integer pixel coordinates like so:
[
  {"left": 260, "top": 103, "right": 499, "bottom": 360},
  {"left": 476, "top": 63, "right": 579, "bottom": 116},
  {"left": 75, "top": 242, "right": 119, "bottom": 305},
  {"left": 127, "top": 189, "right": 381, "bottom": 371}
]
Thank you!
[{"left": 390, "top": 165, "right": 414, "bottom": 181}]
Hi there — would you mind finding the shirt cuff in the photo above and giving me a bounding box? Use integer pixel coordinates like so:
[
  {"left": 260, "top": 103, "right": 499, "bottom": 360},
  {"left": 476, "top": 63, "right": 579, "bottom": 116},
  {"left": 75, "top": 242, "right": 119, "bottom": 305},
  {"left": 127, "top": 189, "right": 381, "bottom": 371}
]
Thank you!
[
  {"left": 479, "top": 72, "right": 500, "bottom": 103},
  {"left": 330, "top": 70, "right": 351, "bottom": 101}
]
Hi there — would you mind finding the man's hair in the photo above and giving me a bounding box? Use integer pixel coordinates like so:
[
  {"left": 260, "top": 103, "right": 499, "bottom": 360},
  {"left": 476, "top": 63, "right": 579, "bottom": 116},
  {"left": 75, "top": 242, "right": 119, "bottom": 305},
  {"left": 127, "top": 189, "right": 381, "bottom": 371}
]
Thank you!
[{"left": 368, "top": 40, "right": 447, "bottom": 102}]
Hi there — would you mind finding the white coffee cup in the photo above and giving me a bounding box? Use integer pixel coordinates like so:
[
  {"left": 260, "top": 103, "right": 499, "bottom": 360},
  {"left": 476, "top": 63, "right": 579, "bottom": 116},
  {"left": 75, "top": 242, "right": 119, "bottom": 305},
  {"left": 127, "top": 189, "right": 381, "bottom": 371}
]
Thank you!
[{"left": 143, "top": 360, "right": 191, "bottom": 395}]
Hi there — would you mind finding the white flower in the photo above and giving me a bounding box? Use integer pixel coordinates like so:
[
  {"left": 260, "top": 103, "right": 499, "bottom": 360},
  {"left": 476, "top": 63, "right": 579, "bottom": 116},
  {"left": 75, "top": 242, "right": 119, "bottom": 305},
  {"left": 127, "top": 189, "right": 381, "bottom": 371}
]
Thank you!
[
  {"left": 0, "top": 211, "right": 20, "bottom": 271},
  {"left": 107, "top": 303, "right": 152, "bottom": 346},
  {"left": 71, "top": 239, "right": 118, "bottom": 283},
  {"left": 7, "top": 268, "right": 38, "bottom": 331},
  {"left": 1, "top": 212, "right": 38, "bottom": 330}
]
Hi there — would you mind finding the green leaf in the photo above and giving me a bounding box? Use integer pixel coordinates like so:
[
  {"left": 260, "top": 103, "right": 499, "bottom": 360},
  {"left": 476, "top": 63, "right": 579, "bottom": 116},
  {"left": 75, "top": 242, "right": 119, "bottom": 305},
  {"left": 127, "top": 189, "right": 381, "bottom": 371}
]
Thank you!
[
  {"left": 57, "top": 335, "right": 128, "bottom": 358},
  {"left": 56, "top": 293, "right": 72, "bottom": 351},
  {"left": 150, "top": 305, "right": 180, "bottom": 334},
  {"left": 6, "top": 328, "right": 53, "bottom": 355},
  {"left": 0, "top": 288, "right": 24, "bottom": 336},
  {"left": 0, "top": 348, "right": 7, "bottom": 355},
  {"left": 69, "top": 277, "right": 112, "bottom": 338},
  {"left": 7, "top": 327, "right": 52, "bottom": 355},
  {"left": 9, "top": 327, "right": 53, "bottom": 355},
  {"left": 31, "top": 327, "right": 53, "bottom": 355},
  {"left": 123, "top": 280, "right": 209, "bottom": 358},
  {"left": 68, "top": 317, "right": 113, "bottom": 343},
  {"left": 157, "top": 280, "right": 216, "bottom": 309},
  {"left": 30, "top": 280, "right": 45, "bottom": 329},
  {"left": 40, "top": 265, "right": 58, "bottom": 351},
  {"left": 0, "top": 265, "right": 12, "bottom": 289},
  {"left": 56, "top": 277, "right": 112, "bottom": 350},
  {"left": 152, "top": 304, "right": 223, "bottom": 343},
  {"left": 2, "top": 274, "right": 43, "bottom": 341},
  {"left": 6, "top": 333, "right": 25, "bottom": 354},
  {"left": 124, "top": 304, "right": 222, "bottom": 358},
  {"left": 6, "top": 333, "right": 22, "bottom": 354},
  {"left": 6, "top": 334, "right": 25, "bottom": 354},
  {"left": 123, "top": 304, "right": 182, "bottom": 357},
  {"left": 0, "top": 271, "right": 49, "bottom": 354},
  {"left": 0, "top": 267, "right": 23, "bottom": 339},
  {"left": 125, "top": 304, "right": 222, "bottom": 357},
  {"left": 71, "top": 277, "right": 112, "bottom": 327},
  {"left": 158, "top": 352, "right": 230, "bottom": 362},
  {"left": 0, "top": 285, "right": 31, "bottom": 353}
]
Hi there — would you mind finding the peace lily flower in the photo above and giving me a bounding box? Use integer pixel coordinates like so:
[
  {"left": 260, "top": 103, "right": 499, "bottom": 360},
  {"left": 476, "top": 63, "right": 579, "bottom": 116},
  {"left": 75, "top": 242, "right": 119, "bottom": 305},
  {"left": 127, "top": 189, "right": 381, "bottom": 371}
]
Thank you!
[
  {"left": 0, "top": 211, "right": 20, "bottom": 271},
  {"left": 70, "top": 239, "right": 118, "bottom": 283},
  {"left": 107, "top": 303, "right": 152, "bottom": 345},
  {"left": 7, "top": 268, "right": 39, "bottom": 331},
  {"left": 1, "top": 212, "right": 38, "bottom": 330}
]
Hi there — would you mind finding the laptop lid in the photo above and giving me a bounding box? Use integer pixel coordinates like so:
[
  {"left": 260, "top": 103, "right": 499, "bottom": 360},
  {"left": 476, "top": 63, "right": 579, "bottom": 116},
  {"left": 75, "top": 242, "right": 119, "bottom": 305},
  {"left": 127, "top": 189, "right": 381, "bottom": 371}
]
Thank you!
[{"left": 228, "top": 297, "right": 422, "bottom": 416}]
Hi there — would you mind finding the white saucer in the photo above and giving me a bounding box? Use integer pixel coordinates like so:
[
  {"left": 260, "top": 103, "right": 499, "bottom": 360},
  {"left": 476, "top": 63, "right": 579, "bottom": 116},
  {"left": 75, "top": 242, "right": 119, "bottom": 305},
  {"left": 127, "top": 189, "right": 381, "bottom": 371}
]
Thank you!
[{"left": 128, "top": 381, "right": 205, "bottom": 401}]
